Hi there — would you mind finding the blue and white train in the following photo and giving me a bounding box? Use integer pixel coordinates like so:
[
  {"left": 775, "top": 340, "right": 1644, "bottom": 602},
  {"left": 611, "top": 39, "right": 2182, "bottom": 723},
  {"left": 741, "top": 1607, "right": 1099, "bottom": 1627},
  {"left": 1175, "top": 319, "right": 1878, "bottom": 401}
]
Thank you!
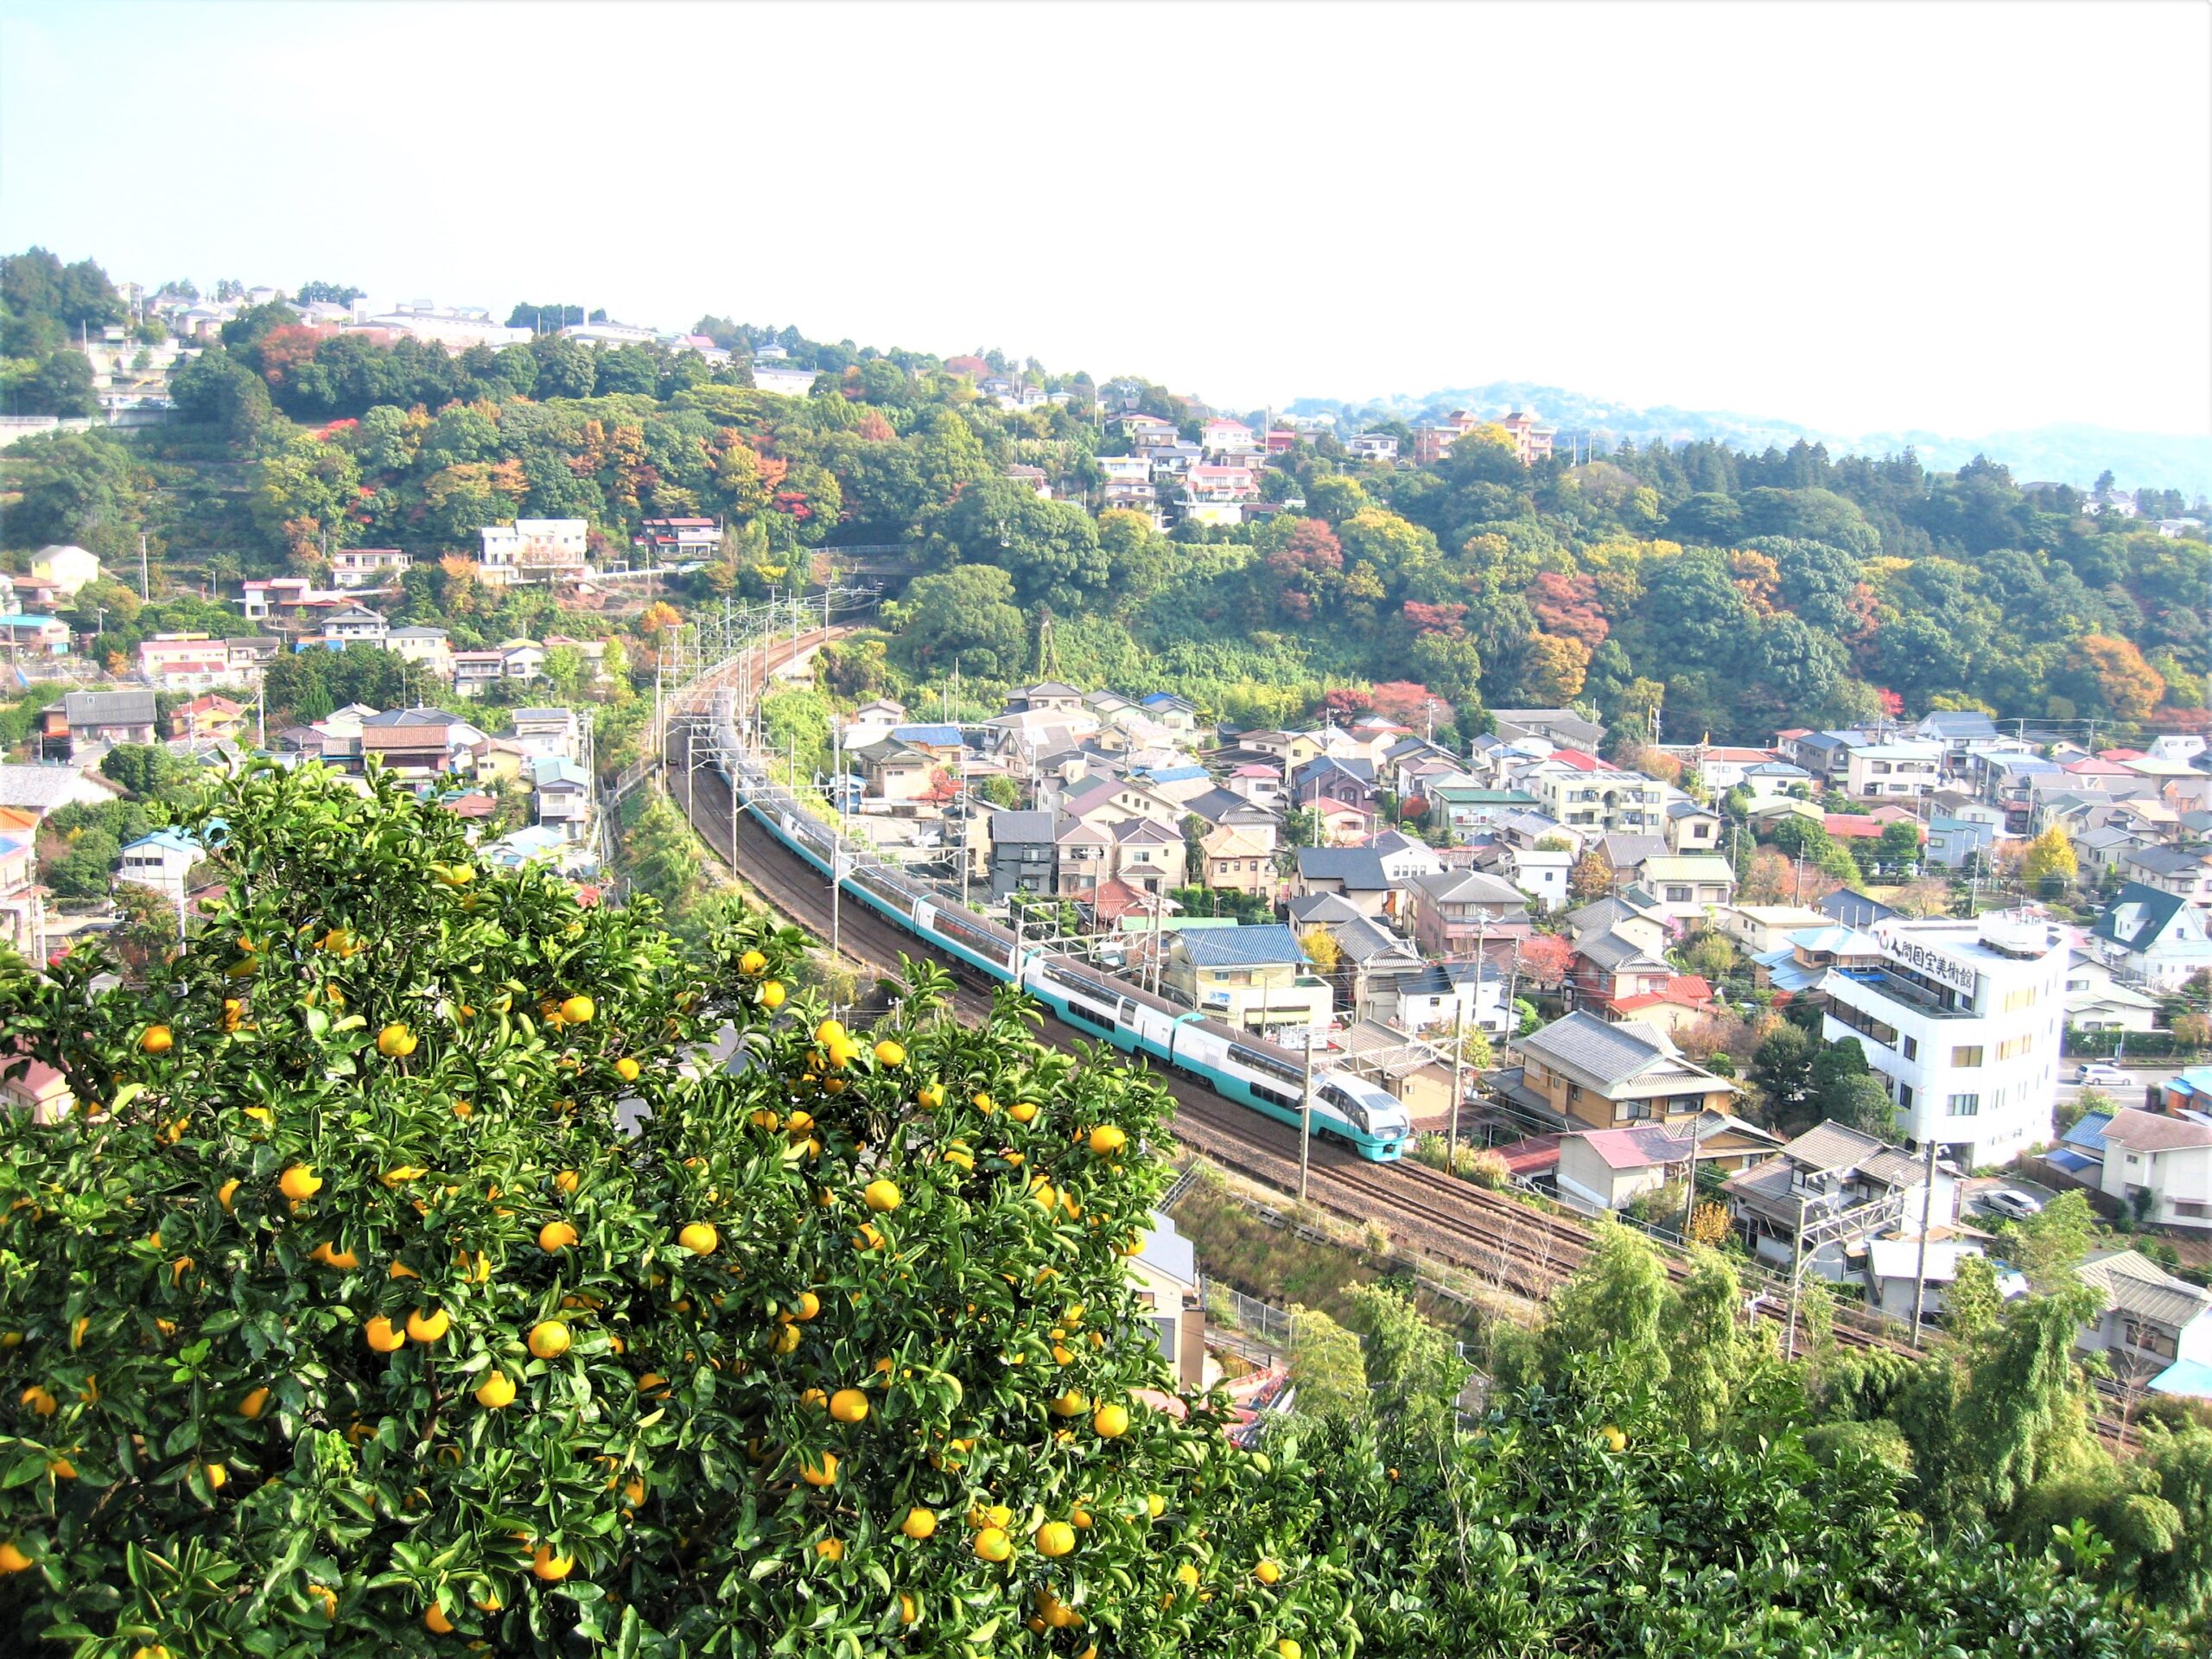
[{"left": 718, "top": 746, "right": 1414, "bottom": 1162}]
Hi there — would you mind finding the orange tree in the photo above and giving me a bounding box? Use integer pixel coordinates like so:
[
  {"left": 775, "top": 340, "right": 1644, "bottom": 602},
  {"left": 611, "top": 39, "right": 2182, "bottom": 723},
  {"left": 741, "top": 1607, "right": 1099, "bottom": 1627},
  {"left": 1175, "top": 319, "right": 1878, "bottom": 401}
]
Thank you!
[{"left": 0, "top": 764, "right": 1348, "bottom": 1657}]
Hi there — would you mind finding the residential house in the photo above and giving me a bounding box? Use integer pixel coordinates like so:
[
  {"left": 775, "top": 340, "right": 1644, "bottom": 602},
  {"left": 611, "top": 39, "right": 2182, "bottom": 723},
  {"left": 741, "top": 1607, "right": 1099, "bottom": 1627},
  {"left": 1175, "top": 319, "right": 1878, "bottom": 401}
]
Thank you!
[
  {"left": 1912, "top": 710, "right": 2002, "bottom": 765},
  {"left": 2122, "top": 847, "right": 2212, "bottom": 908},
  {"left": 2091, "top": 884, "right": 2212, "bottom": 991},
  {"left": 530, "top": 755, "right": 594, "bottom": 841},
  {"left": 1292, "top": 844, "right": 1419, "bottom": 924},
  {"left": 1489, "top": 1009, "right": 1749, "bottom": 1138},
  {"left": 1664, "top": 798, "right": 1724, "bottom": 855},
  {"left": 387, "top": 626, "right": 453, "bottom": 674},
  {"left": 1569, "top": 926, "right": 1678, "bottom": 1007},
  {"left": 1104, "top": 817, "right": 1184, "bottom": 895},
  {"left": 1710, "top": 904, "right": 1835, "bottom": 956},
  {"left": 1534, "top": 765, "right": 1665, "bottom": 836},
  {"left": 1566, "top": 892, "right": 1673, "bottom": 955},
  {"left": 329, "top": 547, "right": 411, "bottom": 589},
  {"left": 1162, "top": 924, "right": 1331, "bottom": 1033},
  {"left": 1926, "top": 804, "right": 2005, "bottom": 869},
  {"left": 56, "top": 690, "right": 158, "bottom": 756},
  {"left": 1496, "top": 408, "right": 1556, "bottom": 465},
  {"left": 2063, "top": 952, "right": 2160, "bottom": 1033},
  {"left": 1199, "top": 824, "right": 1277, "bottom": 897},
  {"left": 0, "top": 764, "right": 124, "bottom": 820},
  {"left": 1741, "top": 759, "right": 1815, "bottom": 799},
  {"left": 1491, "top": 709, "right": 1605, "bottom": 750},
  {"left": 497, "top": 639, "right": 546, "bottom": 683},
  {"left": 0, "top": 1048, "right": 75, "bottom": 1123},
  {"left": 1627, "top": 853, "right": 1738, "bottom": 921},
  {"left": 856, "top": 740, "right": 940, "bottom": 806},
  {"left": 1291, "top": 754, "right": 1376, "bottom": 810},
  {"left": 632, "top": 517, "right": 722, "bottom": 561},
  {"left": 1723, "top": 1119, "right": 1956, "bottom": 1273},
  {"left": 2099, "top": 1110, "right": 2212, "bottom": 1231},
  {"left": 1136, "top": 692, "right": 1200, "bottom": 734},
  {"left": 1005, "top": 682, "right": 1088, "bottom": 718},
  {"left": 0, "top": 613, "right": 71, "bottom": 656},
  {"left": 1429, "top": 785, "right": 1540, "bottom": 842},
  {"left": 303, "top": 606, "right": 389, "bottom": 648},
  {"left": 29, "top": 543, "right": 101, "bottom": 597},
  {"left": 511, "top": 707, "right": 583, "bottom": 765},
  {"left": 449, "top": 650, "right": 507, "bottom": 696},
  {"left": 987, "top": 810, "right": 1058, "bottom": 902},
  {"left": 137, "top": 632, "right": 237, "bottom": 691},
  {"left": 114, "top": 828, "right": 207, "bottom": 904},
  {"left": 2074, "top": 1249, "right": 2212, "bottom": 1394},
  {"left": 168, "top": 696, "right": 247, "bottom": 743},
  {"left": 1844, "top": 741, "right": 1943, "bottom": 800},
  {"left": 1376, "top": 959, "right": 1513, "bottom": 1038},
  {"left": 359, "top": 709, "right": 488, "bottom": 777},
  {"left": 1819, "top": 888, "right": 1897, "bottom": 930},
  {"left": 1555, "top": 1116, "right": 1780, "bottom": 1215},
  {"left": 1347, "top": 431, "right": 1400, "bottom": 462},
  {"left": 1405, "top": 868, "right": 1531, "bottom": 958},
  {"left": 1124, "top": 1211, "right": 1207, "bottom": 1391},
  {"left": 1499, "top": 843, "right": 1573, "bottom": 912},
  {"left": 479, "top": 518, "right": 589, "bottom": 586}
]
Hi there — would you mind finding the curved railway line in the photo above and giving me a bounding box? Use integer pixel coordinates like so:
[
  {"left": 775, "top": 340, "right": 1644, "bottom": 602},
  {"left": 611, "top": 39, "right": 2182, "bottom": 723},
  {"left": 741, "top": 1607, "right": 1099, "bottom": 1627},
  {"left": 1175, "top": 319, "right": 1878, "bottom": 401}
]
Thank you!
[{"left": 653, "top": 632, "right": 2133, "bottom": 1444}]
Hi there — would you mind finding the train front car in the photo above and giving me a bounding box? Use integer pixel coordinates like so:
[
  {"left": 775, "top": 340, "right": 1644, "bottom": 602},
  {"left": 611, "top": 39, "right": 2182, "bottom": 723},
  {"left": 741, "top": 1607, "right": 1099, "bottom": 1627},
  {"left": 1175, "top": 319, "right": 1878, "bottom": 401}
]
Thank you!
[{"left": 1317, "top": 1074, "right": 1415, "bottom": 1162}]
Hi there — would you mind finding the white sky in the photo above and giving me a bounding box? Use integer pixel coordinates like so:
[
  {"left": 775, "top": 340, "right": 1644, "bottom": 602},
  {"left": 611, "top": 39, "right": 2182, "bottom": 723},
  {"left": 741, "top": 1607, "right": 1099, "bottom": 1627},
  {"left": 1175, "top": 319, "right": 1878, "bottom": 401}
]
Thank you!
[{"left": 3, "top": 1, "right": 2207, "bottom": 439}]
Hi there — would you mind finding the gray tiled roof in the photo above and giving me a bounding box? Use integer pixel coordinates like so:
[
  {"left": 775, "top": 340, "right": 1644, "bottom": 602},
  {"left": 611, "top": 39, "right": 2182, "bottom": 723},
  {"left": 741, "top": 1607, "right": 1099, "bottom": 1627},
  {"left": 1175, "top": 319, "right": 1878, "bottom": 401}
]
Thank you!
[
  {"left": 1174, "top": 924, "right": 1308, "bottom": 969},
  {"left": 1295, "top": 847, "right": 1391, "bottom": 888},
  {"left": 63, "top": 690, "right": 156, "bottom": 727},
  {"left": 1516, "top": 1011, "right": 1672, "bottom": 1086},
  {"left": 2078, "top": 1249, "right": 2212, "bottom": 1331},
  {"left": 1410, "top": 868, "right": 1526, "bottom": 906},
  {"left": 0, "top": 763, "right": 120, "bottom": 810},
  {"left": 988, "top": 810, "right": 1057, "bottom": 846},
  {"left": 1286, "top": 893, "right": 1364, "bottom": 927},
  {"left": 1575, "top": 928, "right": 1669, "bottom": 973}
]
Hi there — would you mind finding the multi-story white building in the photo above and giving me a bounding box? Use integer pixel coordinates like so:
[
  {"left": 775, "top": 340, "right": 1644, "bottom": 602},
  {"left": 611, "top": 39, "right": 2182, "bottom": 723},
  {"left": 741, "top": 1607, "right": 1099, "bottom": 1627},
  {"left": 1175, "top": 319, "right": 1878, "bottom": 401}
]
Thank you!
[
  {"left": 1844, "top": 741, "right": 1944, "bottom": 800},
  {"left": 330, "top": 547, "right": 411, "bottom": 589},
  {"left": 1532, "top": 767, "right": 1665, "bottom": 834},
  {"left": 480, "top": 518, "right": 589, "bottom": 586},
  {"left": 1817, "top": 912, "right": 2069, "bottom": 1168}
]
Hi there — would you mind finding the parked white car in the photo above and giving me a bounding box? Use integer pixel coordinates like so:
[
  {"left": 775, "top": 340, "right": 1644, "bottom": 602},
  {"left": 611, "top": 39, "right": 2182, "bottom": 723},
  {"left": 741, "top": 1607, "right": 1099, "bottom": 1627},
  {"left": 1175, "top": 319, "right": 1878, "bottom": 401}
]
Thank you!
[
  {"left": 1980, "top": 1189, "right": 2044, "bottom": 1222},
  {"left": 2074, "top": 1062, "right": 2129, "bottom": 1086}
]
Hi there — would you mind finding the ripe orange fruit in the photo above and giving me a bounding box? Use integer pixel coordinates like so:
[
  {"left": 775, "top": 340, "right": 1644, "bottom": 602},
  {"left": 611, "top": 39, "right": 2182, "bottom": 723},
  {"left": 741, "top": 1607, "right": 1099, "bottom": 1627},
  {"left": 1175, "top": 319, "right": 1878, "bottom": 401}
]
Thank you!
[
  {"left": 1050, "top": 1390, "right": 1088, "bottom": 1418},
  {"left": 1255, "top": 1558, "right": 1282, "bottom": 1585},
  {"left": 528, "top": 1319, "right": 571, "bottom": 1358},
  {"left": 792, "top": 1290, "right": 821, "bottom": 1321},
  {"left": 1145, "top": 1493, "right": 1166, "bottom": 1519},
  {"left": 1093, "top": 1402, "right": 1129, "bottom": 1438},
  {"left": 615, "top": 1057, "right": 641, "bottom": 1083},
  {"left": 561, "top": 995, "right": 594, "bottom": 1025},
  {"left": 813, "top": 1537, "right": 845, "bottom": 1561},
  {"left": 203, "top": 1462, "right": 227, "bottom": 1491},
  {"left": 1087, "top": 1124, "right": 1127, "bottom": 1156},
  {"left": 538, "top": 1221, "right": 578, "bottom": 1253},
  {"left": 873, "top": 1039, "right": 905, "bottom": 1067},
  {"left": 474, "top": 1371, "right": 517, "bottom": 1408},
  {"left": 139, "top": 1025, "right": 173, "bottom": 1054},
  {"left": 678, "top": 1222, "right": 719, "bottom": 1255},
  {"left": 364, "top": 1316, "right": 406, "bottom": 1353},
  {"left": 1035, "top": 1521, "right": 1076, "bottom": 1558},
  {"left": 739, "top": 949, "right": 768, "bottom": 977},
  {"left": 376, "top": 1023, "right": 417, "bottom": 1058},
  {"left": 278, "top": 1166, "right": 321, "bottom": 1202},
  {"left": 0, "top": 1541, "right": 34, "bottom": 1573},
  {"left": 862, "top": 1179, "right": 901, "bottom": 1213},
  {"left": 829, "top": 1388, "right": 868, "bottom": 1424},
  {"left": 308, "top": 1583, "right": 338, "bottom": 1619},
  {"left": 972, "top": 1526, "right": 1013, "bottom": 1563},
  {"left": 553, "top": 1168, "right": 581, "bottom": 1195},
  {"left": 1009, "top": 1100, "right": 1039, "bottom": 1123},
  {"left": 1279, "top": 1643, "right": 1302, "bottom": 1659},
  {"left": 899, "top": 1506, "right": 937, "bottom": 1540},
  {"left": 239, "top": 1387, "right": 270, "bottom": 1421},
  {"left": 798, "top": 1452, "right": 838, "bottom": 1487},
  {"left": 217, "top": 1179, "right": 240, "bottom": 1212},
  {"left": 424, "top": 1605, "right": 454, "bottom": 1634},
  {"left": 758, "top": 980, "right": 785, "bottom": 1009},
  {"left": 1599, "top": 1425, "right": 1627, "bottom": 1453},
  {"left": 531, "top": 1544, "right": 573, "bottom": 1581},
  {"left": 19, "top": 1386, "right": 56, "bottom": 1417},
  {"left": 404, "top": 1308, "right": 449, "bottom": 1344},
  {"left": 899, "top": 1592, "right": 918, "bottom": 1624}
]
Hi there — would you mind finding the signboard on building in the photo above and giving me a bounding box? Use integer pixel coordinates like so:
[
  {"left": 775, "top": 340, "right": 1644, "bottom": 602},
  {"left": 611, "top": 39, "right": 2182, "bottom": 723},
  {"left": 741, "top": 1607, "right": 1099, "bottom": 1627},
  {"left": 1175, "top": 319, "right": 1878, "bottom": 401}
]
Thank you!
[{"left": 1873, "top": 926, "right": 1980, "bottom": 998}]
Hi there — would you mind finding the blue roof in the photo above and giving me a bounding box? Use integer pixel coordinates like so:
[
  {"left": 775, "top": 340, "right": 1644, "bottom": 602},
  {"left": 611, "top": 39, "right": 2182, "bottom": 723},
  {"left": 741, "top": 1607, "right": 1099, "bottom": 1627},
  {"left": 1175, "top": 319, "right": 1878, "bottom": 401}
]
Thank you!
[
  {"left": 1135, "top": 765, "right": 1207, "bottom": 785},
  {"left": 891, "top": 724, "right": 963, "bottom": 747},
  {"left": 2044, "top": 1147, "right": 2099, "bottom": 1175},
  {"left": 123, "top": 829, "right": 204, "bottom": 855},
  {"left": 2063, "top": 1110, "right": 2114, "bottom": 1154},
  {"left": 531, "top": 754, "right": 589, "bottom": 788},
  {"left": 1173, "top": 923, "right": 1309, "bottom": 969},
  {"left": 2152, "top": 1358, "right": 2212, "bottom": 1399}
]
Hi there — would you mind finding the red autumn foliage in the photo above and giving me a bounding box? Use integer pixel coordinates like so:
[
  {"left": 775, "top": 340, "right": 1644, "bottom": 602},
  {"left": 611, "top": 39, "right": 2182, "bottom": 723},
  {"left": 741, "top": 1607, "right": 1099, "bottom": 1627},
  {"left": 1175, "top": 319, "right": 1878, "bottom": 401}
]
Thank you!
[
  {"left": 1516, "top": 933, "right": 1576, "bottom": 988},
  {"left": 1527, "top": 572, "right": 1610, "bottom": 650},
  {"left": 1400, "top": 600, "right": 1470, "bottom": 639}
]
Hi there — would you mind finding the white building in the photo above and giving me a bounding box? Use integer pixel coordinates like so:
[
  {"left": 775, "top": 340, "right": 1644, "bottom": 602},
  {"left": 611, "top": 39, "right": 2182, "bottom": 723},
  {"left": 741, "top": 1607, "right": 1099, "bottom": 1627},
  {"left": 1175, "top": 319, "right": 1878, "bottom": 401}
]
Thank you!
[
  {"left": 480, "top": 518, "right": 589, "bottom": 586},
  {"left": 1844, "top": 742, "right": 1944, "bottom": 800},
  {"left": 329, "top": 547, "right": 411, "bottom": 589},
  {"left": 114, "top": 830, "right": 206, "bottom": 905},
  {"left": 1818, "top": 912, "right": 2069, "bottom": 1167},
  {"left": 2099, "top": 1111, "right": 2212, "bottom": 1231}
]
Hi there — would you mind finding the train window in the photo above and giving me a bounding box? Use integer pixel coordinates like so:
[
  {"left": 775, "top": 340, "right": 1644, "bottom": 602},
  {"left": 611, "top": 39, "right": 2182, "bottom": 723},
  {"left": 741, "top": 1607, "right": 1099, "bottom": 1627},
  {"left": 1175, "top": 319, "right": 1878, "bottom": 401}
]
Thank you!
[{"left": 1227, "top": 1043, "right": 1303, "bottom": 1089}]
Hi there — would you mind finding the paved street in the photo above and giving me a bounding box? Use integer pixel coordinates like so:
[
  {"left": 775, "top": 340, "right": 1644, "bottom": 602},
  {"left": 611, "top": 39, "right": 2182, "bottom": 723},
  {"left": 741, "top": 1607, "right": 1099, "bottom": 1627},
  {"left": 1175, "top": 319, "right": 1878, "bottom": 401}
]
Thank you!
[{"left": 2055, "top": 1058, "right": 2190, "bottom": 1113}]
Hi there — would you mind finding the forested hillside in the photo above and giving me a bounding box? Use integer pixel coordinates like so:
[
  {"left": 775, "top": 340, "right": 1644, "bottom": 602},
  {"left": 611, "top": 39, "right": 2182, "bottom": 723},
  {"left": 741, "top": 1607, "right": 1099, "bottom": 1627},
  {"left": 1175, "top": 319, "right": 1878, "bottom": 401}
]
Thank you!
[{"left": 3, "top": 249, "right": 2204, "bottom": 746}]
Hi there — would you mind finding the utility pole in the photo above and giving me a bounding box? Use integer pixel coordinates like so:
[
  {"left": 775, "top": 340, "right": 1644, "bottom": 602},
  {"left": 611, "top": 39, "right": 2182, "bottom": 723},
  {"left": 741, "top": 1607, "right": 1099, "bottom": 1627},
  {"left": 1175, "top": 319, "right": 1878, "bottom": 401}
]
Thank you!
[
  {"left": 138, "top": 531, "right": 149, "bottom": 601},
  {"left": 1908, "top": 1136, "right": 1939, "bottom": 1346},
  {"left": 1446, "top": 999, "right": 1466, "bottom": 1173},
  {"left": 1298, "top": 1013, "right": 1317, "bottom": 1204}
]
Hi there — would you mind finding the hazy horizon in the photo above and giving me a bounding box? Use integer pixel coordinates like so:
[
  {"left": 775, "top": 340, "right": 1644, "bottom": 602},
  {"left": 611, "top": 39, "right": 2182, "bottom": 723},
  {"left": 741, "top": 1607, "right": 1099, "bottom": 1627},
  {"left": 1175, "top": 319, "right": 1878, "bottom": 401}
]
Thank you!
[{"left": 3, "top": 1, "right": 2207, "bottom": 446}]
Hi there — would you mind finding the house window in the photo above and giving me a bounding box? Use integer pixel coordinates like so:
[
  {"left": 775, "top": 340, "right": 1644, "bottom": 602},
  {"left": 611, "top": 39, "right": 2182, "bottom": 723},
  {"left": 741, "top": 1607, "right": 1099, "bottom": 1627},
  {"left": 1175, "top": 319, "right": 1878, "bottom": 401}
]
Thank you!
[
  {"left": 2177, "top": 1202, "right": 2208, "bottom": 1219},
  {"left": 2124, "top": 1320, "right": 2178, "bottom": 1358},
  {"left": 2000, "top": 986, "right": 2038, "bottom": 1013},
  {"left": 1666, "top": 886, "right": 1692, "bottom": 903},
  {"left": 1620, "top": 1100, "right": 1652, "bottom": 1122},
  {"left": 1946, "top": 1093, "right": 1980, "bottom": 1117},
  {"left": 1902, "top": 1036, "right": 1919, "bottom": 1061},
  {"left": 1950, "top": 1046, "right": 1983, "bottom": 1068}
]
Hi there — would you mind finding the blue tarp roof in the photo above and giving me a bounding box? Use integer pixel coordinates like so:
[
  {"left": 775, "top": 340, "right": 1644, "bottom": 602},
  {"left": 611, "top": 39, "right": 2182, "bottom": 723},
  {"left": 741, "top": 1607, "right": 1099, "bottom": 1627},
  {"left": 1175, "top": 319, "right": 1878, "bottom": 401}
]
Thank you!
[
  {"left": 2152, "top": 1358, "right": 2212, "bottom": 1399},
  {"left": 2043, "top": 1147, "right": 2098, "bottom": 1175},
  {"left": 2063, "top": 1110, "right": 2114, "bottom": 1154}
]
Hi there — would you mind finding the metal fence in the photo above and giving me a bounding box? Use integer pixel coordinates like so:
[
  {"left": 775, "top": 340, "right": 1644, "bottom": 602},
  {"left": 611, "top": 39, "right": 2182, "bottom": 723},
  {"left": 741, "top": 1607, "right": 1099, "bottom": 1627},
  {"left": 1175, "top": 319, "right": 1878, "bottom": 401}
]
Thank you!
[{"left": 1201, "top": 1279, "right": 1294, "bottom": 1351}]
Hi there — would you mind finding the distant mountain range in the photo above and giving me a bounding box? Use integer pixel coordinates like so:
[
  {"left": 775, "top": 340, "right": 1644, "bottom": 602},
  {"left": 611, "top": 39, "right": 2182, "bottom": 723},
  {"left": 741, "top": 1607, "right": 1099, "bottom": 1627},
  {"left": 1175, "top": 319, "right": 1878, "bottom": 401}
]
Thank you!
[{"left": 1283, "top": 382, "right": 2212, "bottom": 498}]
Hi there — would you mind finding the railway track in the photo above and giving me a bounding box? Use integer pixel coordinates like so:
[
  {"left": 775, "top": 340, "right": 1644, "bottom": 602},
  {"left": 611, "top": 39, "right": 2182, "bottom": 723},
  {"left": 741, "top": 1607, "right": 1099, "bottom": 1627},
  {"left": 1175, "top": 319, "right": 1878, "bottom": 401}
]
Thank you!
[{"left": 652, "top": 639, "right": 2134, "bottom": 1444}]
